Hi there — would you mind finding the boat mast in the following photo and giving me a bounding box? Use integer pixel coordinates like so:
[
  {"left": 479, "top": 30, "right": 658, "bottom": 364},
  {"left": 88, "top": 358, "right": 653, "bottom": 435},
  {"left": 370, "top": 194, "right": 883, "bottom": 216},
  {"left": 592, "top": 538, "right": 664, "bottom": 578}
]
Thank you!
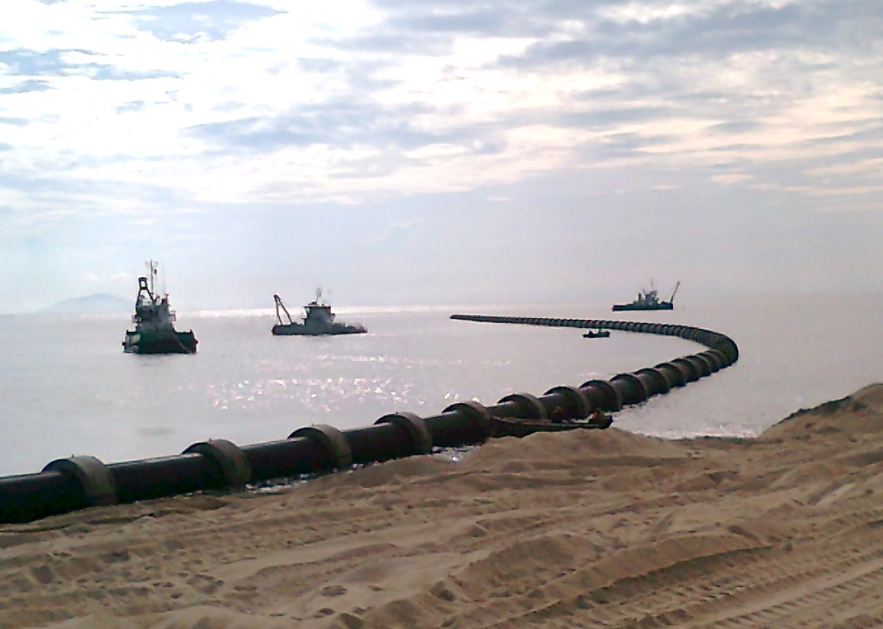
[
  {"left": 146, "top": 260, "right": 158, "bottom": 300},
  {"left": 160, "top": 260, "right": 167, "bottom": 298}
]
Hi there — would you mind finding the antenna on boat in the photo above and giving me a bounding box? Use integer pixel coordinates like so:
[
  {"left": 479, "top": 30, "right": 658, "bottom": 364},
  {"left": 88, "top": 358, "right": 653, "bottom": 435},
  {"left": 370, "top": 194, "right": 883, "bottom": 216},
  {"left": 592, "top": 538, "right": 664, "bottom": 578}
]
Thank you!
[{"left": 145, "top": 260, "right": 158, "bottom": 297}]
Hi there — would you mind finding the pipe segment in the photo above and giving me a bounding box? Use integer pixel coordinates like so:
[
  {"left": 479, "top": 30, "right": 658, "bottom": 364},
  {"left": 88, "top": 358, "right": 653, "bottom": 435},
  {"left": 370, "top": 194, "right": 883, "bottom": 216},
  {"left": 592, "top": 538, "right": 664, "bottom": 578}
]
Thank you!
[
  {"left": 111, "top": 453, "right": 228, "bottom": 504},
  {"left": 0, "top": 470, "right": 80, "bottom": 523},
  {"left": 240, "top": 438, "right": 329, "bottom": 482}
]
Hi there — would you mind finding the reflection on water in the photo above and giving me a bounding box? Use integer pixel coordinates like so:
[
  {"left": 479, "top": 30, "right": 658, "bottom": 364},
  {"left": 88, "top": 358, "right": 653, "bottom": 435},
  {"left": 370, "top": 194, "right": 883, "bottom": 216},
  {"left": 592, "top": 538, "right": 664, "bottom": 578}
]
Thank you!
[{"left": 0, "top": 294, "right": 882, "bottom": 476}]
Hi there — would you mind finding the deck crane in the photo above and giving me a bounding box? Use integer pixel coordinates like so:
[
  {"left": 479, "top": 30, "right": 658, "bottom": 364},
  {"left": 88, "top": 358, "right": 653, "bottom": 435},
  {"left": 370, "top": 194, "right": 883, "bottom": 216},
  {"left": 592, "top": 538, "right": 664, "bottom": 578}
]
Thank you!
[
  {"left": 668, "top": 281, "right": 681, "bottom": 305},
  {"left": 273, "top": 294, "right": 296, "bottom": 326}
]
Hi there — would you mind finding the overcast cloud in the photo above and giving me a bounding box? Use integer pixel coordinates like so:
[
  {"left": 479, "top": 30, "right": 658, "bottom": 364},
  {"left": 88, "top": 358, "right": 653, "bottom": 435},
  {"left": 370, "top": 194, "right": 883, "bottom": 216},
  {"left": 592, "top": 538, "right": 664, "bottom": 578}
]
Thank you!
[{"left": 1, "top": 0, "right": 881, "bottom": 312}]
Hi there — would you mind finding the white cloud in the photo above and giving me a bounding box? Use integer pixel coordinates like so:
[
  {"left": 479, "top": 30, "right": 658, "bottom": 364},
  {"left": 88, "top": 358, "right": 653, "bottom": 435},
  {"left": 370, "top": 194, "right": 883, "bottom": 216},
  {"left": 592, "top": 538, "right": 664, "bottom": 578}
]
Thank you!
[
  {"left": 1, "top": 0, "right": 882, "bottom": 311},
  {"left": 3, "top": 0, "right": 880, "bottom": 214}
]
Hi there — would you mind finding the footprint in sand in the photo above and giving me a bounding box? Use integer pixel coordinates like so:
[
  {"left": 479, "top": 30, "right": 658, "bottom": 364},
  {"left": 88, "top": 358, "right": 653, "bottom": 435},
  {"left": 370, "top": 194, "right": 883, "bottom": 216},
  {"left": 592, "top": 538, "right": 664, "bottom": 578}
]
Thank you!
[{"left": 30, "top": 565, "right": 54, "bottom": 585}]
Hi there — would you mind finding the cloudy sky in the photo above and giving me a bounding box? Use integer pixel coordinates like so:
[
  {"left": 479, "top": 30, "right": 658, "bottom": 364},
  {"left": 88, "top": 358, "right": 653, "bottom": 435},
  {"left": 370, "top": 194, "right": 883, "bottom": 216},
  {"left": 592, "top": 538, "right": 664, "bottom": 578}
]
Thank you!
[{"left": 1, "top": 0, "right": 881, "bottom": 312}]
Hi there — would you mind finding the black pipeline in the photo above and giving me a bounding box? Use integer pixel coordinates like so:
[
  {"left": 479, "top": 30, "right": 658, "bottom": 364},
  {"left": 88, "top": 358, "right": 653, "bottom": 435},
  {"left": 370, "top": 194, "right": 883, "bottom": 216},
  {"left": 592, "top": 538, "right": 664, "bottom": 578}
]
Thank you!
[{"left": 0, "top": 316, "right": 738, "bottom": 524}]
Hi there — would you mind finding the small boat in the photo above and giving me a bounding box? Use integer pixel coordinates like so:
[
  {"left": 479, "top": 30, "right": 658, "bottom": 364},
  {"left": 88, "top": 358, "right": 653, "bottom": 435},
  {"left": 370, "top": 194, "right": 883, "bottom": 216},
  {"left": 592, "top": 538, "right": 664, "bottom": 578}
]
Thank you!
[
  {"left": 272, "top": 289, "right": 367, "bottom": 336},
  {"left": 612, "top": 280, "right": 680, "bottom": 311},
  {"left": 122, "top": 261, "right": 197, "bottom": 354},
  {"left": 583, "top": 329, "right": 611, "bottom": 338},
  {"left": 490, "top": 413, "right": 613, "bottom": 438}
]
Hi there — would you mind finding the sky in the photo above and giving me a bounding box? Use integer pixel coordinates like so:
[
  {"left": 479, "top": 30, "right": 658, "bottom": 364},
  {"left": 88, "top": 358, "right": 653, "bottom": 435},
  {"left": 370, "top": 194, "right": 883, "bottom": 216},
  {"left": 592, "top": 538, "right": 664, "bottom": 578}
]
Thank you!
[{"left": 1, "top": 0, "right": 881, "bottom": 313}]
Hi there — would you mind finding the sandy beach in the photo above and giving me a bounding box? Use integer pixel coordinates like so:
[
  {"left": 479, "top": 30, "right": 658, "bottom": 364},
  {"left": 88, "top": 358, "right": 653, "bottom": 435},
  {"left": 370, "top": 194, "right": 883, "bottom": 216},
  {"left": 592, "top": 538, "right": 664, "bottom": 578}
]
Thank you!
[{"left": 3, "top": 384, "right": 883, "bottom": 628}]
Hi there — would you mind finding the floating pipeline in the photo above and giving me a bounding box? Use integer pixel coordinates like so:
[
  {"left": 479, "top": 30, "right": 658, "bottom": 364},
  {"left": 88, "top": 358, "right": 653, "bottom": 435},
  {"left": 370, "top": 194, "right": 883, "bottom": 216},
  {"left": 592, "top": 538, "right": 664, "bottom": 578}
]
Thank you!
[{"left": 0, "top": 315, "right": 738, "bottom": 524}]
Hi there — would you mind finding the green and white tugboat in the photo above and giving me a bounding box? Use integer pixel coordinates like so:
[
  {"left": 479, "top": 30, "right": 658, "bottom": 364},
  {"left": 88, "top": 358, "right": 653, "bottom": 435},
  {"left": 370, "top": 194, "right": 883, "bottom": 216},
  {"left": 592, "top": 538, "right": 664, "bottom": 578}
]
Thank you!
[{"left": 122, "top": 261, "right": 198, "bottom": 354}]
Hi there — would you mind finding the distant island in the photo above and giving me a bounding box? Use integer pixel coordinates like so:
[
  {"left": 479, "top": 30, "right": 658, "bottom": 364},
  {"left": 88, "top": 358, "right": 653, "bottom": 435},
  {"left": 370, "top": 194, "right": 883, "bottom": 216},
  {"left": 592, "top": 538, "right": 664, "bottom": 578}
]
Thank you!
[{"left": 41, "top": 294, "right": 131, "bottom": 314}]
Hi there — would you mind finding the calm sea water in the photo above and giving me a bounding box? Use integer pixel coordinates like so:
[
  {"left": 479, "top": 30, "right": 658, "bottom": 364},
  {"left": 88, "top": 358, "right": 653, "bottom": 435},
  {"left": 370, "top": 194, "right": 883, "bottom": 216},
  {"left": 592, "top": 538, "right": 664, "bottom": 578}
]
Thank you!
[{"left": 1, "top": 294, "right": 881, "bottom": 477}]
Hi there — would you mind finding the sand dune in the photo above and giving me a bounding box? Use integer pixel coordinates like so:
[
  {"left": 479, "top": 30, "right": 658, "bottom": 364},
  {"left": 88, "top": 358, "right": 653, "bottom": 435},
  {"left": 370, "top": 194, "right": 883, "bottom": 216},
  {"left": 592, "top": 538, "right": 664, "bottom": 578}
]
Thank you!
[{"left": 3, "top": 384, "right": 883, "bottom": 628}]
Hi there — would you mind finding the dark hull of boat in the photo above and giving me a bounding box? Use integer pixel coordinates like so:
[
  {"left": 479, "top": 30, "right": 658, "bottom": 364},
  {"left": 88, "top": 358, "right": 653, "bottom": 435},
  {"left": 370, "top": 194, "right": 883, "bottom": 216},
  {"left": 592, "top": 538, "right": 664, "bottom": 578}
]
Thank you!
[
  {"left": 611, "top": 302, "right": 674, "bottom": 311},
  {"left": 272, "top": 324, "right": 367, "bottom": 336},
  {"left": 123, "top": 330, "right": 198, "bottom": 354},
  {"left": 583, "top": 331, "right": 611, "bottom": 338},
  {"left": 490, "top": 416, "right": 612, "bottom": 438}
]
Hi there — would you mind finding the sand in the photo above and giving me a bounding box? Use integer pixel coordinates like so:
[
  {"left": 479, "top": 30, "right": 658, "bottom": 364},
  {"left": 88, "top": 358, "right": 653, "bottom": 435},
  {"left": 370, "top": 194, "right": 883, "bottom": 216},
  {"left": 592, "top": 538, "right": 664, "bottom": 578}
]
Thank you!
[{"left": 3, "top": 384, "right": 883, "bottom": 628}]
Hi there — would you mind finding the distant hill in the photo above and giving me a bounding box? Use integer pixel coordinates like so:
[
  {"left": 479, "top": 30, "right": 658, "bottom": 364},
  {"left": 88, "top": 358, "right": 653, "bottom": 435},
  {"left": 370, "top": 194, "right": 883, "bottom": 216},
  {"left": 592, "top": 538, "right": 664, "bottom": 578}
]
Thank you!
[{"left": 41, "top": 294, "right": 131, "bottom": 314}]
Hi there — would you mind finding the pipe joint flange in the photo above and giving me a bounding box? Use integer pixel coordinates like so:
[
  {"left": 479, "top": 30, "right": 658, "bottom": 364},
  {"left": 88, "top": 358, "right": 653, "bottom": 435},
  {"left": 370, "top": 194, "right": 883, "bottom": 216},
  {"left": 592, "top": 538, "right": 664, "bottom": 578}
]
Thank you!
[
  {"left": 685, "top": 354, "right": 713, "bottom": 377},
  {"left": 543, "top": 385, "right": 590, "bottom": 419},
  {"left": 634, "top": 367, "right": 671, "bottom": 395},
  {"left": 497, "top": 392, "right": 548, "bottom": 420},
  {"left": 671, "top": 357, "right": 700, "bottom": 382},
  {"left": 42, "top": 455, "right": 117, "bottom": 507},
  {"left": 610, "top": 373, "right": 650, "bottom": 404},
  {"left": 183, "top": 438, "right": 252, "bottom": 490},
  {"left": 375, "top": 412, "right": 433, "bottom": 455},
  {"left": 289, "top": 424, "right": 353, "bottom": 469},
  {"left": 442, "top": 401, "right": 492, "bottom": 439},
  {"left": 578, "top": 379, "right": 623, "bottom": 411},
  {"left": 654, "top": 362, "right": 687, "bottom": 388},
  {"left": 705, "top": 348, "right": 729, "bottom": 370}
]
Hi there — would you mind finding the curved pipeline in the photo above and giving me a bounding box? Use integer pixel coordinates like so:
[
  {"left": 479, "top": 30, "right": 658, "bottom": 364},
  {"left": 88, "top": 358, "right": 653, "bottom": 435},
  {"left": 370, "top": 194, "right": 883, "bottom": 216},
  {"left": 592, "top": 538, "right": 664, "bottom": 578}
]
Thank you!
[{"left": 0, "top": 315, "right": 738, "bottom": 524}]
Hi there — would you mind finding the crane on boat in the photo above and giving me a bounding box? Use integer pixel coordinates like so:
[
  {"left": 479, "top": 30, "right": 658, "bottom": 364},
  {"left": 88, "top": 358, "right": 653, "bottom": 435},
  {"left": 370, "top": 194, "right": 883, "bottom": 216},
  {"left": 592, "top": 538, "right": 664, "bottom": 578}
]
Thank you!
[
  {"left": 273, "top": 294, "right": 296, "bottom": 326},
  {"left": 668, "top": 281, "right": 681, "bottom": 305}
]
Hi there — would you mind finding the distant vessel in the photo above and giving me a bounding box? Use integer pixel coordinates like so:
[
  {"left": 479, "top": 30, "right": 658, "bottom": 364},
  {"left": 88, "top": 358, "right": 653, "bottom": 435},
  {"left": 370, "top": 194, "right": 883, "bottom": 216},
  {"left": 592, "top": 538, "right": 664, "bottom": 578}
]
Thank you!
[
  {"left": 612, "top": 280, "right": 680, "bottom": 312},
  {"left": 122, "top": 261, "right": 198, "bottom": 354},
  {"left": 272, "top": 289, "right": 367, "bottom": 336},
  {"left": 583, "top": 329, "right": 611, "bottom": 338}
]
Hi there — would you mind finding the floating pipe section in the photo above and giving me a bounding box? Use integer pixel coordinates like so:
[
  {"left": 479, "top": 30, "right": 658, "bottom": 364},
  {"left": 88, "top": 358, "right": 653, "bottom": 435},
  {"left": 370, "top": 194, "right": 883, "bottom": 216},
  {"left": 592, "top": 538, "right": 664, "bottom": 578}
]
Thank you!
[{"left": 0, "top": 315, "right": 738, "bottom": 524}]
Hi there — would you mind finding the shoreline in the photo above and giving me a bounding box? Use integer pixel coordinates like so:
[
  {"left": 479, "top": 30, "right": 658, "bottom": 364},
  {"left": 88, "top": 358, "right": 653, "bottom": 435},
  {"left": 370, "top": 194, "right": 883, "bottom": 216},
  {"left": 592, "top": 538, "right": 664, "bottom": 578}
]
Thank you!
[{"left": 2, "top": 384, "right": 883, "bottom": 628}]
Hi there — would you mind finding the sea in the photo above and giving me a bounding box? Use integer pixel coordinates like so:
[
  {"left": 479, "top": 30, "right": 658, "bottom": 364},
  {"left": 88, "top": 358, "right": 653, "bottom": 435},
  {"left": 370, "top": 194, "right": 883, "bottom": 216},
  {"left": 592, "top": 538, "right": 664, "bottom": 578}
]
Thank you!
[{"left": 1, "top": 293, "right": 881, "bottom": 478}]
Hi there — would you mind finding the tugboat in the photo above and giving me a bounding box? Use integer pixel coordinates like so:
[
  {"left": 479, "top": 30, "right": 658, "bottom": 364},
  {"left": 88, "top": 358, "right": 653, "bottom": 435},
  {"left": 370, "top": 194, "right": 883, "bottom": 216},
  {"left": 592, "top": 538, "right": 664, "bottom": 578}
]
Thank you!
[
  {"left": 122, "top": 261, "right": 198, "bottom": 354},
  {"left": 272, "top": 289, "right": 367, "bottom": 336},
  {"left": 583, "top": 329, "right": 611, "bottom": 338},
  {"left": 612, "top": 280, "right": 680, "bottom": 312}
]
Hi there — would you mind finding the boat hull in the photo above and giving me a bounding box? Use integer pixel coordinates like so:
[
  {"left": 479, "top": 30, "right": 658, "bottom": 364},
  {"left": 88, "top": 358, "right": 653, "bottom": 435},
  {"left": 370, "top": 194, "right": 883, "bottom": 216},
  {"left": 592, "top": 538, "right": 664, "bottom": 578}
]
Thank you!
[
  {"left": 491, "top": 416, "right": 612, "bottom": 437},
  {"left": 271, "top": 323, "right": 367, "bottom": 336},
  {"left": 612, "top": 302, "right": 674, "bottom": 312},
  {"left": 123, "top": 330, "right": 198, "bottom": 354}
]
